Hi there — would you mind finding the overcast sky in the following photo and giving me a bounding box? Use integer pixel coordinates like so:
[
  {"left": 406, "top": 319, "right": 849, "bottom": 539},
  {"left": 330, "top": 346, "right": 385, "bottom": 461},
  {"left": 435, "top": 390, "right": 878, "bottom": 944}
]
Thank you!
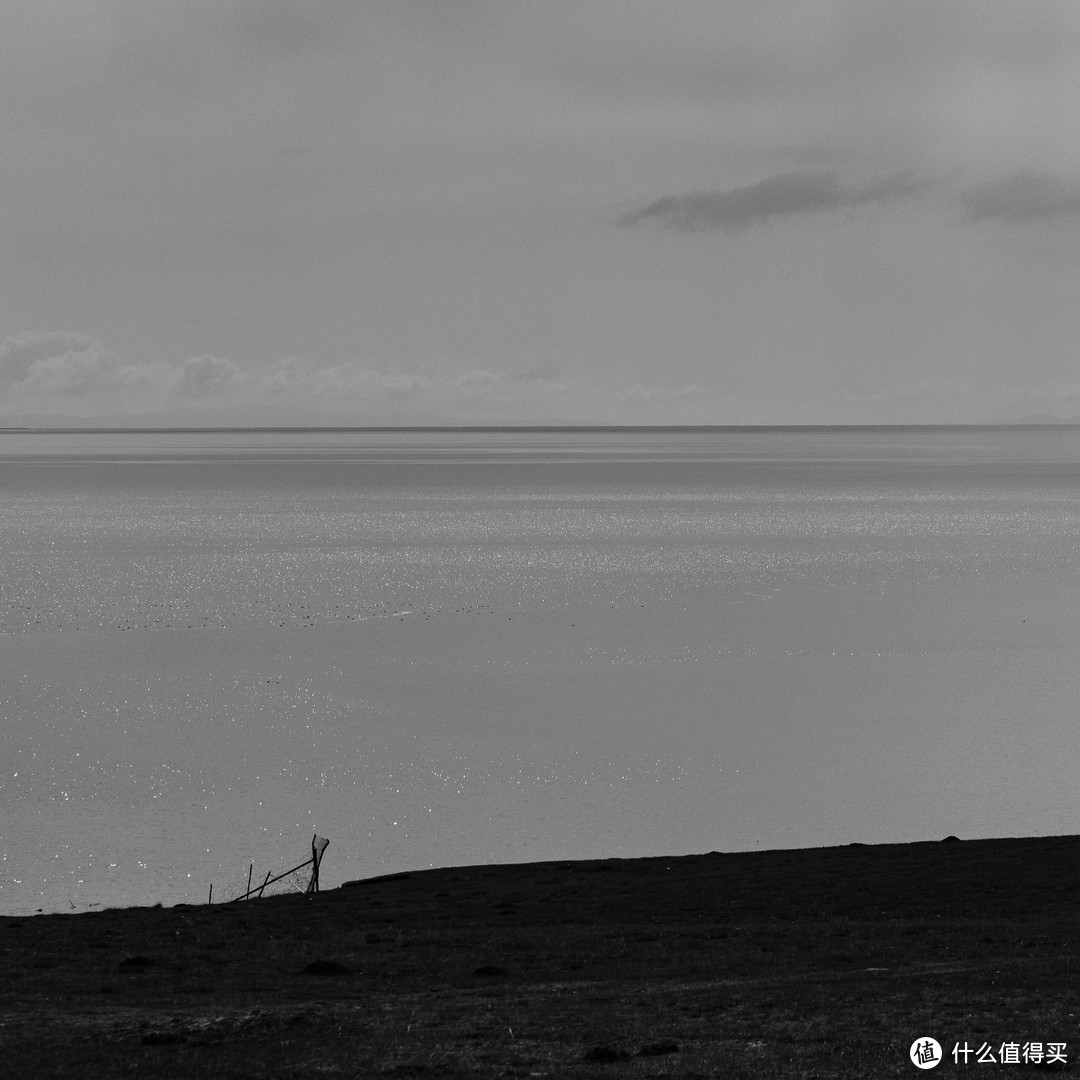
[{"left": 4, "top": 0, "right": 1080, "bottom": 425}]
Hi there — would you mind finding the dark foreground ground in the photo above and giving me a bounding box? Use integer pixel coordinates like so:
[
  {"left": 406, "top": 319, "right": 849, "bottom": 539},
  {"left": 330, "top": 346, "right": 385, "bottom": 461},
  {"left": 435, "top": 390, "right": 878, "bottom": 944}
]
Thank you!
[{"left": 2, "top": 836, "right": 1079, "bottom": 1078}]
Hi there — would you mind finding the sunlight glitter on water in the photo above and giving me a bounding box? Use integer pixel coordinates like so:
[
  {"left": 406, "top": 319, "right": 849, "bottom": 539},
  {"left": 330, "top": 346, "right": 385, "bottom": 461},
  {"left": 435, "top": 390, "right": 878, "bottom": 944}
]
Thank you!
[{"left": 4, "top": 428, "right": 1080, "bottom": 913}]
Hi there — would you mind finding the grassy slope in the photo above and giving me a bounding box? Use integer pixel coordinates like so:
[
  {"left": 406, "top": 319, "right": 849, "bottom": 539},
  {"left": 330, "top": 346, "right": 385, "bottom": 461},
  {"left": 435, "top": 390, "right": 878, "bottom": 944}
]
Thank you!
[{"left": 2, "top": 835, "right": 1078, "bottom": 1078}]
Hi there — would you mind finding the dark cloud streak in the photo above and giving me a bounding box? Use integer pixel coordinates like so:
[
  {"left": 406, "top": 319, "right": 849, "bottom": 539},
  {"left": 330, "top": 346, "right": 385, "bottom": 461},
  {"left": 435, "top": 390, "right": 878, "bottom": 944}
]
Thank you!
[
  {"left": 959, "top": 171, "right": 1080, "bottom": 224},
  {"left": 619, "top": 169, "right": 930, "bottom": 232}
]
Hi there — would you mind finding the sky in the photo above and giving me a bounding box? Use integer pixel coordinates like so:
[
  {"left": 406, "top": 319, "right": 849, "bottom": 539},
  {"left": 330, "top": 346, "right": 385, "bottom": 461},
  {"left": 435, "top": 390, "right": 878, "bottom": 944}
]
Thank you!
[{"left": 3, "top": 0, "right": 1080, "bottom": 426}]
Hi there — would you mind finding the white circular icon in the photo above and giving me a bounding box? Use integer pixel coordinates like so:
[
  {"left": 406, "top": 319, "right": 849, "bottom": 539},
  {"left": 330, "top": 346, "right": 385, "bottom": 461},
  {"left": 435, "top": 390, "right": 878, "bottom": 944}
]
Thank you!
[{"left": 910, "top": 1037, "right": 942, "bottom": 1070}]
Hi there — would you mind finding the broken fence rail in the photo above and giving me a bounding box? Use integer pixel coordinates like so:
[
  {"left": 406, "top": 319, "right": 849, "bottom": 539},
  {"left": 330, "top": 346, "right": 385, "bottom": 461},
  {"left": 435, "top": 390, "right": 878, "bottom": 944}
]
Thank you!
[{"left": 225, "top": 834, "right": 329, "bottom": 902}]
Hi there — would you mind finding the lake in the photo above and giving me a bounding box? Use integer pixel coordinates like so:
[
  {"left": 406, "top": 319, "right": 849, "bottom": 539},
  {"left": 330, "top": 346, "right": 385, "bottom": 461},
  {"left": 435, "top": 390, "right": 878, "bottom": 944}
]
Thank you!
[{"left": 3, "top": 427, "right": 1080, "bottom": 914}]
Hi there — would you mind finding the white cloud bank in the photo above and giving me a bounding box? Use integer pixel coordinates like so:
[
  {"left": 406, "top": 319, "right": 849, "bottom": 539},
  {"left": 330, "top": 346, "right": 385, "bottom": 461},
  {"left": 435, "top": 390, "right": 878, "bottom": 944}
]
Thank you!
[
  {"left": 0, "top": 332, "right": 611, "bottom": 424},
  {"left": 4, "top": 330, "right": 1080, "bottom": 426},
  {"left": 0, "top": 332, "right": 170, "bottom": 410}
]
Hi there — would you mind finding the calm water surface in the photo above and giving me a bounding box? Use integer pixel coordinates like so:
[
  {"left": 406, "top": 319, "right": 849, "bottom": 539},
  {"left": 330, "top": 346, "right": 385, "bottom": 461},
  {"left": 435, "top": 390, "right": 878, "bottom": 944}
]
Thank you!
[{"left": 3, "top": 427, "right": 1080, "bottom": 914}]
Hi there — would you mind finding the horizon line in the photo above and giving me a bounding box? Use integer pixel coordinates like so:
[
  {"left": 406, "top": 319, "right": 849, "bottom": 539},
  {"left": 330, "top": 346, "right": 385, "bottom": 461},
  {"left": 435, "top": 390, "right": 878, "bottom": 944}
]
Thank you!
[{"left": 2, "top": 422, "right": 1079, "bottom": 435}]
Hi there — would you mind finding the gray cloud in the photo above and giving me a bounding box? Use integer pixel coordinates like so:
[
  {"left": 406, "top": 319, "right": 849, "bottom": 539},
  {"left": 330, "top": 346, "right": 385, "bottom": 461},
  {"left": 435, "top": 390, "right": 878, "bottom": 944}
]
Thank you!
[
  {"left": 259, "top": 355, "right": 316, "bottom": 396},
  {"left": 172, "top": 354, "right": 247, "bottom": 398},
  {"left": 959, "top": 171, "right": 1080, "bottom": 223},
  {"left": 0, "top": 331, "right": 109, "bottom": 384},
  {"left": 620, "top": 170, "right": 929, "bottom": 232},
  {"left": 0, "top": 331, "right": 130, "bottom": 395},
  {"left": 0, "top": 332, "right": 250, "bottom": 408}
]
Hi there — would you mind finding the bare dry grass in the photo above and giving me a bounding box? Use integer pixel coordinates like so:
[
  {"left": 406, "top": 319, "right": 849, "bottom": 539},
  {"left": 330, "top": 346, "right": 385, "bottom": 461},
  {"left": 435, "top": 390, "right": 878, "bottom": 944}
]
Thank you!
[{"left": 2, "top": 836, "right": 1078, "bottom": 1077}]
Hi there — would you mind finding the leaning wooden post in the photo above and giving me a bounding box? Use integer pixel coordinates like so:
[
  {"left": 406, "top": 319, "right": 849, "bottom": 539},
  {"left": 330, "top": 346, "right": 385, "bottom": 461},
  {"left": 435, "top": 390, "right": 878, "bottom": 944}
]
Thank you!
[
  {"left": 307, "top": 835, "right": 329, "bottom": 894},
  {"left": 246, "top": 862, "right": 253, "bottom": 900}
]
